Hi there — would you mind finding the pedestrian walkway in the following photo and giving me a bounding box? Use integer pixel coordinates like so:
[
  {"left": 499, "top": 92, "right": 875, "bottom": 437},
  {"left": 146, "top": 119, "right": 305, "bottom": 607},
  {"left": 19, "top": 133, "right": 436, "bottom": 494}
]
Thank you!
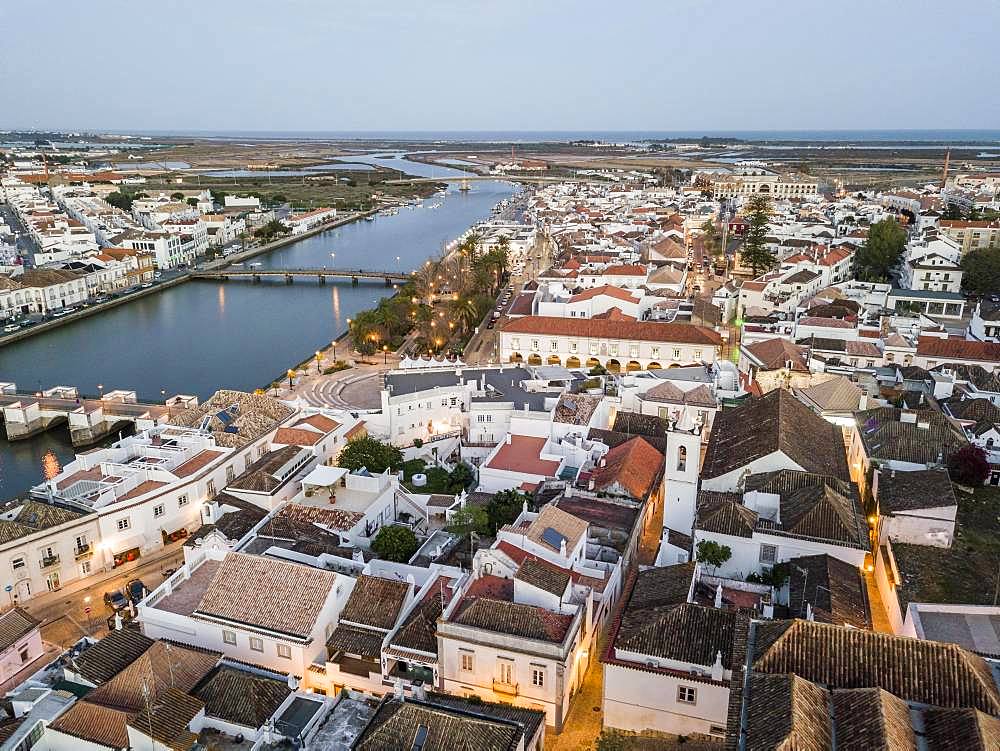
[
  {"left": 863, "top": 570, "right": 894, "bottom": 633},
  {"left": 547, "top": 648, "right": 605, "bottom": 751}
]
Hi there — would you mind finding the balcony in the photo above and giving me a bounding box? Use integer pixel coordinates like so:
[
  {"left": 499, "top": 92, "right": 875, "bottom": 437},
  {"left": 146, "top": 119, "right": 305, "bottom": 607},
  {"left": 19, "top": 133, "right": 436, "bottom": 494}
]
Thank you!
[
  {"left": 74, "top": 544, "right": 93, "bottom": 560},
  {"left": 492, "top": 679, "right": 519, "bottom": 696},
  {"left": 39, "top": 555, "right": 60, "bottom": 570}
]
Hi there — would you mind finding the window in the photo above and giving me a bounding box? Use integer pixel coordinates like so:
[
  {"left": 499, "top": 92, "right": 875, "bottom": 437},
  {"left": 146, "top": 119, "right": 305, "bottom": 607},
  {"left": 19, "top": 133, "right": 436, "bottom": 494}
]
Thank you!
[
  {"left": 511, "top": 337, "right": 520, "bottom": 350},
  {"left": 153, "top": 504, "right": 165, "bottom": 518},
  {"left": 117, "top": 518, "right": 130, "bottom": 531},
  {"left": 277, "top": 644, "right": 292, "bottom": 659},
  {"left": 498, "top": 659, "right": 514, "bottom": 685},
  {"left": 672, "top": 348, "right": 682, "bottom": 360},
  {"left": 249, "top": 637, "right": 264, "bottom": 652},
  {"left": 222, "top": 630, "right": 237, "bottom": 645},
  {"left": 177, "top": 494, "right": 189, "bottom": 508},
  {"left": 677, "top": 445, "right": 687, "bottom": 473},
  {"left": 677, "top": 685, "right": 697, "bottom": 704},
  {"left": 550, "top": 340, "right": 559, "bottom": 352},
  {"left": 693, "top": 349, "right": 703, "bottom": 360},
  {"left": 460, "top": 651, "right": 474, "bottom": 672},
  {"left": 19, "top": 647, "right": 29, "bottom": 664},
  {"left": 80, "top": 561, "right": 91, "bottom": 575},
  {"left": 651, "top": 346, "right": 660, "bottom": 358},
  {"left": 530, "top": 339, "right": 539, "bottom": 351},
  {"left": 226, "top": 465, "right": 235, "bottom": 482},
  {"left": 759, "top": 543, "right": 777, "bottom": 564},
  {"left": 206, "top": 480, "right": 216, "bottom": 498},
  {"left": 569, "top": 341, "right": 578, "bottom": 353},
  {"left": 11, "top": 557, "right": 24, "bottom": 571},
  {"left": 531, "top": 667, "right": 545, "bottom": 688},
  {"left": 75, "top": 535, "right": 88, "bottom": 549}
]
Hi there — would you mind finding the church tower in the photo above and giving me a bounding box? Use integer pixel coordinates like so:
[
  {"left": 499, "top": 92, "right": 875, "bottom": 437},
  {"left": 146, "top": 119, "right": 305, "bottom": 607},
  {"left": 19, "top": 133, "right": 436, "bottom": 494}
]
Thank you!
[{"left": 663, "top": 420, "right": 702, "bottom": 538}]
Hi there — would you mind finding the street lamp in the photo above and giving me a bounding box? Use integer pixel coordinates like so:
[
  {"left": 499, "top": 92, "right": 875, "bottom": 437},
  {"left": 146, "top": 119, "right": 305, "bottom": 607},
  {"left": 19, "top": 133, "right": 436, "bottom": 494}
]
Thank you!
[
  {"left": 330, "top": 252, "right": 336, "bottom": 268},
  {"left": 287, "top": 369, "right": 295, "bottom": 389},
  {"left": 382, "top": 344, "right": 389, "bottom": 365},
  {"left": 97, "top": 383, "right": 104, "bottom": 400}
]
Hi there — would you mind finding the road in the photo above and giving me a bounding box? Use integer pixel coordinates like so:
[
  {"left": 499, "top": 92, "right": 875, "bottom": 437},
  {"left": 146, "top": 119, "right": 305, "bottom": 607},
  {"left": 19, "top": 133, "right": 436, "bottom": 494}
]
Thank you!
[{"left": 22, "top": 544, "right": 186, "bottom": 648}]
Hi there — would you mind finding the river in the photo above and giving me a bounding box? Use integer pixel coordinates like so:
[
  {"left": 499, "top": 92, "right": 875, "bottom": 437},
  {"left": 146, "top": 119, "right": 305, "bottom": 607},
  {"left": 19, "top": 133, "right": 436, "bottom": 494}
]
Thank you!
[{"left": 0, "top": 155, "right": 516, "bottom": 500}]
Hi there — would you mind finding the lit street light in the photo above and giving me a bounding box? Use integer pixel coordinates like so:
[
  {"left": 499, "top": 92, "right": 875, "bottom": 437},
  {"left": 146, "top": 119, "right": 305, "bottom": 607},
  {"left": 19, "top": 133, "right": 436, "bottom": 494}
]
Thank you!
[
  {"left": 287, "top": 369, "right": 295, "bottom": 389},
  {"left": 382, "top": 344, "right": 389, "bottom": 365}
]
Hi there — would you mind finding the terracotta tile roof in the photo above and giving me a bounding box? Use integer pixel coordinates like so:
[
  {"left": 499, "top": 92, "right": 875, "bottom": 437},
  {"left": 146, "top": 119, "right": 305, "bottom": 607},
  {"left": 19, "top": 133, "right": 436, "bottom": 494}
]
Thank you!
[
  {"left": 855, "top": 406, "right": 967, "bottom": 465},
  {"left": 50, "top": 701, "right": 132, "bottom": 748},
  {"left": 127, "top": 687, "right": 203, "bottom": 751},
  {"left": 743, "top": 338, "right": 809, "bottom": 371},
  {"left": 845, "top": 340, "right": 882, "bottom": 357},
  {"left": 877, "top": 467, "right": 956, "bottom": 513},
  {"left": 117, "top": 479, "right": 168, "bottom": 501},
  {"left": 73, "top": 629, "right": 155, "bottom": 685},
  {"left": 525, "top": 505, "right": 589, "bottom": 552},
  {"left": 0, "top": 608, "right": 39, "bottom": 652},
  {"left": 486, "top": 435, "right": 561, "bottom": 477},
  {"left": 787, "top": 554, "right": 871, "bottom": 629},
  {"left": 172, "top": 449, "right": 224, "bottom": 478},
  {"left": 296, "top": 414, "right": 340, "bottom": 432},
  {"left": 275, "top": 501, "right": 364, "bottom": 532},
  {"left": 610, "top": 563, "right": 739, "bottom": 674},
  {"left": 193, "top": 665, "right": 290, "bottom": 728},
  {"left": 696, "top": 493, "right": 757, "bottom": 538},
  {"left": 590, "top": 436, "right": 663, "bottom": 501},
  {"left": 84, "top": 640, "right": 219, "bottom": 712},
  {"left": 833, "top": 687, "right": 917, "bottom": 750},
  {"left": 567, "top": 285, "right": 639, "bottom": 303},
  {"left": 326, "top": 624, "right": 384, "bottom": 658},
  {"left": 702, "top": 390, "right": 850, "bottom": 481},
  {"left": 600, "top": 264, "right": 647, "bottom": 276},
  {"left": 390, "top": 578, "right": 453, "bottom": 656},
  {"left": 744, "top": 673, "right": 831, "bottom": 750},
  {"left": 339, "top": 574, "right": 410, "bottom": 630},
  {"left": 354, "top": 697, "right": 530, "bottom": 751},
  {"left": 924, "top": 707, "right": 1000, "bottom": 750},
  {"left": 752, "top": 619, "right": 1000, "bottom": 713},
  {"left": 195, "top": 552, "right": 336, "bottom": 639},
  {"left": 500, "top": 316, "right": 723, "bottom": 346},
  {"left": 514, "top": 558, "right": 570, "bottom": 597},
  {"left": 917, "top": 336, "right": 1000, "bottom": 363},
  {"left": 273, "top": 427, "right": 324, "bottom": 446},
  {"left": 453, "top": 597, "right": 573, "bottom": 643}
]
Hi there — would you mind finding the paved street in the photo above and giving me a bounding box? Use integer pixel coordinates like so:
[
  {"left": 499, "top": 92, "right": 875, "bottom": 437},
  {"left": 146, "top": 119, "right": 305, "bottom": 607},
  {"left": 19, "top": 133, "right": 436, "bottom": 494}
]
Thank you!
[
  {"left": 547, "top": 647, "right": 605, "bottom": 751},
  {"left": 22, "top": 543, "right": 186, "bottom": 648}
]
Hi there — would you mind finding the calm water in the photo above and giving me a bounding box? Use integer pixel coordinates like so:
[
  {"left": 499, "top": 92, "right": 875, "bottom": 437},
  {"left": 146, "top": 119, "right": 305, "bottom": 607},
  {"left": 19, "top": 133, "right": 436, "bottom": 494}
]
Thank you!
[{"left": 0, "top": 155, "right": 515, "bottom": 500}]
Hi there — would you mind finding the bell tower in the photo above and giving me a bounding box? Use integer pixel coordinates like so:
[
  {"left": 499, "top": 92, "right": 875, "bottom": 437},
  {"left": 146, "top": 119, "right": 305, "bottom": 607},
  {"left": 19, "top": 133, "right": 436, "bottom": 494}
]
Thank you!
[{"left": 663, "top": 420, "right": 702, "bottom": 538}]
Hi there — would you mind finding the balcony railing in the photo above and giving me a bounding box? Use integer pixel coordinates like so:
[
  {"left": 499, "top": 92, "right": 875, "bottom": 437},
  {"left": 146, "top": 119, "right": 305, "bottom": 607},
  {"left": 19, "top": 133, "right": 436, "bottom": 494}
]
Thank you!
[
  {"left": 492, "top": 679, "right": 519, "bottom": 696},
  {"left": 40, "top": 555, "right": 60, "bottom": 569},
  {"left": 74, "top": 544, "right": 93, "bottom": 560}
]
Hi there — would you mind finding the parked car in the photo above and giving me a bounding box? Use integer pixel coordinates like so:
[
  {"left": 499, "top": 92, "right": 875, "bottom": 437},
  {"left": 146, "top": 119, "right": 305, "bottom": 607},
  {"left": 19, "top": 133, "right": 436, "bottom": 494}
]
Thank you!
[
  {"left": 153, "top": 272, "right": 162, "bottom": 279},
  {"left": 140, "top": 282, "right": 154, "bottom": 289},
  {"left": 104, "top": 590, "right": 128, "bottom": 611},
  {"left": 126, "top": 579, "right": 147, "bottom": 603},
  {"left": 3, "top": 324, "right": 20, "bottom": 333}
]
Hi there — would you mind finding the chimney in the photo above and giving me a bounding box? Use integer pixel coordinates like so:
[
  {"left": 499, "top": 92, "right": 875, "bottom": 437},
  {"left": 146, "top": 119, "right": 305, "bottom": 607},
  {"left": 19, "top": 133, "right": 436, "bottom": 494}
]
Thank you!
[
  {"left": 805, "top": 602, "right": 814, "bottom": 622},
  {"left": 559, "top": 538, "right": 567, "bottom": 557},
  {"left": 411, "top": 681, "right": 427, "bottom": 701},
  {"left": 714, "top": 583, "right": 723, "bottom": 609},
  {"left": 711, "top": 650, "right": 724, "bottom": 682},
  {"left": 506, "top": 433, "right": 512, "bottom": 445},
  {"left": 858, "top": 393, "right": 868, "bottom": 411},
  {"left": 352, "top": 547, "right": 364, "bottom": 563},
  {"left": 393, "top": 679, "right": 404, "bottom": 700}
]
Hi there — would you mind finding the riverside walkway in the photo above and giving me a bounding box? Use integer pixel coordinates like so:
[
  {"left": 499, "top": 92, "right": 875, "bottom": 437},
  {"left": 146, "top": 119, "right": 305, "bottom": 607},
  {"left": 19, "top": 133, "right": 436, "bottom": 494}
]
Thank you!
[{"left": 190, "top": 267, "right": 410, "bottom": 285}]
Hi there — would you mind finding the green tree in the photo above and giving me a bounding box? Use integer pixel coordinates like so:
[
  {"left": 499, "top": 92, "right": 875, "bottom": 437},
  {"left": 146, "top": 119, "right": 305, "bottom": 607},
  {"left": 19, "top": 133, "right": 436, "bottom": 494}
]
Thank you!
[
  {"left": 171, "top": 191, "right": 185, "bottom": 201},
  {"left": 447, "top": 462, "right": 475, "bottom": 493},
  {"left": 485, "top": 489, "right": 529, "bottom": 532},
  {"left": 106, "top": 191, "right": 134, "bottom": 211},
  {"left": 337, "top": 436, "right": 403, "bottom": 474},
  {"left": 701, "top": 218, "right": 721, "bottom": 258},
  {"left": 696, "top": 539, "right": 732, "bottom": 573},
  {"left": 740, "top": 194, "right": 775, "bottom": 276},
  {"left": 961, "top": 249, "right": 1000, "bottom": 295},
  {"left": 371, "top": 525, "right": 419, "bottom": 563},
  {"left": 447, "top": 505, "right": 490, "bottom": 537},
  {"left": 186, "top": 197, "right": 198, "bottom": 207},
  {"left": 855, "top": 218, "right": 907, "bottom": 282}
]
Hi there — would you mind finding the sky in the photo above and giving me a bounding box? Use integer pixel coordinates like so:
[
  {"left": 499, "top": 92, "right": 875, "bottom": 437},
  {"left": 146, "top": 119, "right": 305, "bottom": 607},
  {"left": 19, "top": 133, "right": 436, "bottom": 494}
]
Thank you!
[{"left": 2, "top": 0, "right": 998, "bottom": 133}]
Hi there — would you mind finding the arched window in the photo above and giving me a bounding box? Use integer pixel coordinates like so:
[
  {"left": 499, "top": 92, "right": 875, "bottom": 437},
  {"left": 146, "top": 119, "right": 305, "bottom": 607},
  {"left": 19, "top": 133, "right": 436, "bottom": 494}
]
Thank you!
[
  {"left": 989, "top": 437, "right": 995, "bottom": 448},
  {"left": 677, "top": 445, "right": 687, "bottom": 473}
]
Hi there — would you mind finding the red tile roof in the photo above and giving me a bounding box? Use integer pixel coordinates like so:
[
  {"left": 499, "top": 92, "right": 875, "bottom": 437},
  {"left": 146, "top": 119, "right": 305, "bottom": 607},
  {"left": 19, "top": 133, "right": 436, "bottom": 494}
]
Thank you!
[
  {"left": 173, "top": 449, "right": 224, "bottom": 478},
  {"left": 917, "top": 336, "right": 1000, "bottom": 363},
  {"left": 273, "top": 427, "right": 324, "bottom": 446},
  {"left": 568, "top": 285, "right": 639, "bottom": 304},
  {"left": 590, "top": 437, "right": 663, "bottom": 501},
  {"left": 486, "top": 436, "right": 561, "bottom": 477},
  {"left": 501, "top": 316, "right": 722, "bottom": 345}
]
